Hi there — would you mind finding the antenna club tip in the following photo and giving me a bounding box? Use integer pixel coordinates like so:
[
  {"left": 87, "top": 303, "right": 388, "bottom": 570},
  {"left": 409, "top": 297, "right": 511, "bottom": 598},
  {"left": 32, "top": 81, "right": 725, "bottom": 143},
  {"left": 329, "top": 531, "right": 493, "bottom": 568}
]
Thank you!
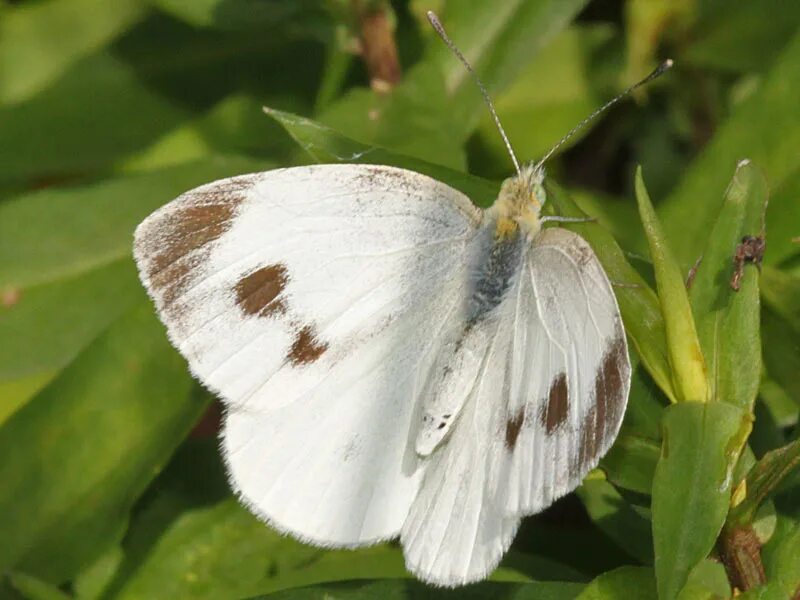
[
  {"left": 426, "top": 10, "right": 439, "bottom": 24},
  {"left": 663, "top": 58, "right": 674, "bottom": 69}
]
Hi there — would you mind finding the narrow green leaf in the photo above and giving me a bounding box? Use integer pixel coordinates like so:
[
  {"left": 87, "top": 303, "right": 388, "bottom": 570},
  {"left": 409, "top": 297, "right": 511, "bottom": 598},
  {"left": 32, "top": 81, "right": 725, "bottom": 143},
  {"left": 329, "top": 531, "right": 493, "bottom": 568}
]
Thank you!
[
  {"left": 635, "top": 167, "right": 709, "bottom": 403},
  {"left": 257, "top": 579, "right": 585, "bottom": 600},
  {"left": 659, "top": 29, "right": 800, "bottom": 269},
  {"left": 0, "top": 0, "right": 145, "bottom": 105},
  {"left": 577, "top": 477, "right": 654, "bottom": 564},
  {"left": 574, "top": 566, "right": 656, "bottom": 600},
  {"left": 652, "top": 402, "right": 750, "bottom": 600},
  {"left": 729, "top": 440, "right": 800, "bottom": 528},
  {"left": 264, "top": 106, "right": 498, "bottom": 205},
  {"left": 429, "top": 0, "right": 590, "bottom": 137},
  {"left": 3, "top": 572, "right": 72, "bottom": 600},
  {"left": 0, "top": 303, "right": 204, "bottom": 582},
  {"left": 689, "top": 160, "right": 767, "bottom": 408}
]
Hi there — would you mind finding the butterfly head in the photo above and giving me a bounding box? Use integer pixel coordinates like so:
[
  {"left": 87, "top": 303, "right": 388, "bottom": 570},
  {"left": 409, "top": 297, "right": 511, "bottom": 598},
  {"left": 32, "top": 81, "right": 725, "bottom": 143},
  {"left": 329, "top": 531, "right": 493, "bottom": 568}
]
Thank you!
[{"left": 491, "top": 164, "right": 546, "bottom": 239}]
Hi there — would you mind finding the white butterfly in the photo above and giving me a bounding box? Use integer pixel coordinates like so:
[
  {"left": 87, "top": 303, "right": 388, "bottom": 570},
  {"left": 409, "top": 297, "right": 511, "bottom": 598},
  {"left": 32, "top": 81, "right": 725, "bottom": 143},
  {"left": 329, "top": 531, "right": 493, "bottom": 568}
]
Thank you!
[{"left": 133, "top": 14, "right": 671, "bottom": 586}]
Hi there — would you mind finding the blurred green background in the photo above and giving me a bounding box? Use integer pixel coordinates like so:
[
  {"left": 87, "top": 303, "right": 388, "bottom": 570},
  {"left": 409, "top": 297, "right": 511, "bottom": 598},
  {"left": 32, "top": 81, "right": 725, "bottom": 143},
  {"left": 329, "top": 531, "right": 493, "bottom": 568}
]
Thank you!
[{"left": 1, "top": 1, "right": 799, "bottom": 599}]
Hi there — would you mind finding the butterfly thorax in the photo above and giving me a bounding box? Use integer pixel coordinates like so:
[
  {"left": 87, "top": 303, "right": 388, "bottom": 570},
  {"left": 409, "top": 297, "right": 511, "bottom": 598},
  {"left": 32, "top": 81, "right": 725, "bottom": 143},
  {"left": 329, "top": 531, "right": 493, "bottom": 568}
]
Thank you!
[{"left": 489, "top": 164, "right": 546, "bottom": 240}]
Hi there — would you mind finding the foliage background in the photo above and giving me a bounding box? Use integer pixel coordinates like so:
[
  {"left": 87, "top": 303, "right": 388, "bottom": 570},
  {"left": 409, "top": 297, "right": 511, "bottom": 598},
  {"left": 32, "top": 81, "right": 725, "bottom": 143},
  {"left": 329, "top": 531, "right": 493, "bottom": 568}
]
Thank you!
[{"left": 1, "top": 0, "right": 799, "bottom": 598}]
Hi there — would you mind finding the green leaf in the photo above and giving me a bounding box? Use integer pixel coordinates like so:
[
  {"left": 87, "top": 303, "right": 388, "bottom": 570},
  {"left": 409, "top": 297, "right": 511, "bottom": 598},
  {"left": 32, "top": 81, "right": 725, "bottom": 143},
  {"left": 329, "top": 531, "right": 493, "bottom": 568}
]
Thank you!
[
  {"left": 765, "top": 169, "right": 800, "bottom": 265},
  {"left": 635, "top": 167, "right": 709, "bottom": 403},
  {"left": 574, "top": 566, "right": 656, "bottom": 599},
  {"left": 2, "top": 571, "right": 72, "bottom": 600},
  {"left": 675, "top": 560, "right": 731, "bottom": 600},
  {"left": 0, "top": 0, "right": 146, "bottom": 105},
  {"left": 472, "top": 24, "right": 612, "bottom": 172},
  {"left": 761, "top": 306, "right": 800, "bottom": 410},
  {"left": 0, "top": 261, "right": 144, "bottom": 422},
  {"left": 576, "top": 476, "right": 654, "bottom": 564},
  {"left": 319, "top": 62, "right": 466, "bottom": 170},
  {"left": 264, "top": 107, "right": 498, "bottom": 205},
  {"left": 428, "top": 0, "right": 591, "bottom": 136},
  {"left": 651, "top": 402, "right": 750, "bottom": 600},
  {"left": 108, "top": 499, "right": 320, "bottom": 600},
  {"left": 257, "top": 579, "right": 585, "bottom": 600},
  {"left": 689, "top": 160, "right": 767, "bottom": 408},
  {"left": 601, "top": 434, "right": 660, "bottom": 495},
  {"left": 0, "top": 303, "right": 204, "bottom": 583},
  {"left": 760, "top": 267, "right": 800, "bottom": 331},
  {"left": 683, "top": 0, "right": 800, "bottom": 73},
  {"left": 151, "top": 0, "right": 328, "bottom": 33},
  {"left": 729, "top": 440, "right": 800, "bottom": 529},
  {"left": 0, "top": 156, "right": 265, "bottom": 290},
  {"left": 659, "top": 29, "right": 800, "bottom": 269}
]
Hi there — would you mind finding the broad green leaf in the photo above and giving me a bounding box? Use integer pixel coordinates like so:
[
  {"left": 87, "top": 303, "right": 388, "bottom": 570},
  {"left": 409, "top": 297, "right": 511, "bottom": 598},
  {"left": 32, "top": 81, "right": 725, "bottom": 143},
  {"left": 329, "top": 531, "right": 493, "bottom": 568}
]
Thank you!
[
  {"left": 761, "top": 307, "right": 800, "bottom": 409},
  {"left": 264, "top": 107, "right": 498, "bottom": 205},
  {"left": 0, "top": 0, "right": 145, "bottom": 105},
  {"left": 0, "top": 156, "right": 265, "bottom": 289},
  {"left": 109, "top": 499, "right": 320, "bottom": 600},
  {"left": 574, "top": 566, "right": 656, "bottom": 599},
  {"left": 151, "top": 0, "right": 328, "bottom": 34},
  {"left": 428, "top": 0, "right": 591, "bottom": 137},
  {"left": 760, "top": 267, "right": 800, "bottom": 330},
  {"left": 576, "top": 476, "right": 654, "bottom": 564},
  {"left": 689, "top": 160, "right": 767, "bottom": 408},
  {"left": 601, "top": 434, "right": 660, "bottom": 495},
  {"left": 120, "top": 96, "right": 285, "bottom": 173},
  {"left": 652, "top": 402, "right": 750, "bottom": 600},
  {"left": 659, "top": 29, "right": 800, "bottom": 269},
  {"left": 319, "top": 62, "right": 466, "bottom": 170},
  {"left": 635, "top": 167, "right": 708, "bottom": 403},
  {"left": 0, "top": 261, "right": 143, "bottom": 421},
  {"left": 0, "top": 21, "right": 303, "bottom": 184},
  {"left": 765, "top": 168, "right": 800, "bottom": 265},
  {"left": 257, "top": 579, "right": 585, "bottom": 600},
  {"left": 474, "top": 24, "right": 612, "bottom": 173},
  {"left": 0, "top": 303, "right": 203, "bottom": 583},
  {"left": 676, "top": 560, "right": 731, "bottom": 600},
  {"left": 683, "top": 0, "right": 800, "bottom": 72},
  {"left": 2, "top": 572, "right": 72, "bottom": 600}
]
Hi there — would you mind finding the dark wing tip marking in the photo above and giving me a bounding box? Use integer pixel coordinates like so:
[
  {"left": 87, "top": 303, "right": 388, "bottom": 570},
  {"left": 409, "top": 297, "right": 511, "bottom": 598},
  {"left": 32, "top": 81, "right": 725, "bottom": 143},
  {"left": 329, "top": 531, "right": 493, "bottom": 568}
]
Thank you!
[
  {"left": 142, "top": 178, "right": 252, "bottom": 318},
  {"left": 539, "top": 372, "right": 569, "bottom": 434},
  {"left": 505, "top": 407, "right": 525, "bottom": 450},
  {"left": 289, "top": 325, "right": 328, "bottom": 365},
  {"left": 573, "top": 336, "right": 628, "bottom": 476},
  {"left": 235, "top": 263, "right": 289, "bottom": 318}
]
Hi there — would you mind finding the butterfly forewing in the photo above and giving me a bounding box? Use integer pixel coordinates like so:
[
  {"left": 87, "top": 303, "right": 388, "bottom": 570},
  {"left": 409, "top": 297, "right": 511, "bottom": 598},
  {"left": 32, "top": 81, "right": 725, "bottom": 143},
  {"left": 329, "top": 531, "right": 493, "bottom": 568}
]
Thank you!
[
  {"left": 401, "top": 226, "right": 630, "bottom": 585},
  {"left": 134, "top": 164, "right": 482, "bottom": 545}
]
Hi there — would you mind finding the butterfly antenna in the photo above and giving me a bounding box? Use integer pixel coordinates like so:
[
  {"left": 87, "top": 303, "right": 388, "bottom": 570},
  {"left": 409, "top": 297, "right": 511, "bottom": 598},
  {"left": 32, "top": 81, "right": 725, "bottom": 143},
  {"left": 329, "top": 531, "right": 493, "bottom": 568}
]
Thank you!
[
  {"left": 535, "top": 59, "right": 674, "bottom": 171},
  {"left": 427, "top": 11, "right": 521, "bottom": 177}
]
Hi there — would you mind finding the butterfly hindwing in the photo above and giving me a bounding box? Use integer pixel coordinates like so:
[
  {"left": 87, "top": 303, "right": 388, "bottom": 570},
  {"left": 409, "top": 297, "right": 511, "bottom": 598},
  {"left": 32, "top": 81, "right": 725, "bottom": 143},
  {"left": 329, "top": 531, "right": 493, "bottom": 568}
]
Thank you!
[{"left": 134, "top": 164, "right": 483, "bottom": 545}]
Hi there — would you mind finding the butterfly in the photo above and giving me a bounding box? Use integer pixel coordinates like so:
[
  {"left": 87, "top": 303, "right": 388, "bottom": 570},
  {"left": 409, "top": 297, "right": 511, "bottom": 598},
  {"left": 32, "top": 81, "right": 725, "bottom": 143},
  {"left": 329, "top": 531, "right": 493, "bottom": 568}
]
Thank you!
[{"left": 133, "top": 14, "right": 671, "bottom": 587}]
